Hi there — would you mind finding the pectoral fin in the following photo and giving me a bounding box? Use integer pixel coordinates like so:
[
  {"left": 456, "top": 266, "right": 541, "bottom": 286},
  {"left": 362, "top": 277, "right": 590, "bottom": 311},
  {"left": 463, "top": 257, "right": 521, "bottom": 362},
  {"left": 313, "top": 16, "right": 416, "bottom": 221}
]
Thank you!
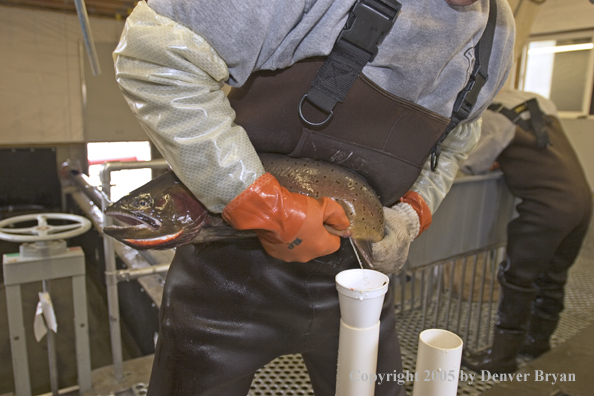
[{"left": 189, "top": 225, "right": 257, "bottom": 244}]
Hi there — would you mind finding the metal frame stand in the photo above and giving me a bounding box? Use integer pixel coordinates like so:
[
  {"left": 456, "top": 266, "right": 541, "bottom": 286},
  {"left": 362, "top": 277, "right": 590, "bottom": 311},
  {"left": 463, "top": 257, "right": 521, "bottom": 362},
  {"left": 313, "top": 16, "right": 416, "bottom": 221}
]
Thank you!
[
  {"left": 3, "top": 242, "right": 92, "bottom": 396},
  {"left": 99, "top": 159, "right": 168, "bottom": 381}
]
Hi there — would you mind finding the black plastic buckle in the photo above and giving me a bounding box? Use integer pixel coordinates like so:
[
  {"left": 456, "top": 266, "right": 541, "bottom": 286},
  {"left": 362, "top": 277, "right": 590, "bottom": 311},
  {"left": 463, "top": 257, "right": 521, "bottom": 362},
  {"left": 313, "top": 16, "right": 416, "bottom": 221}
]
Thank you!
[
  {"left": 452, "top": 71, "right": 487, "bottom": 121},
  {"left": 338, "top": 0, "right": 402, "bottom": 61}
]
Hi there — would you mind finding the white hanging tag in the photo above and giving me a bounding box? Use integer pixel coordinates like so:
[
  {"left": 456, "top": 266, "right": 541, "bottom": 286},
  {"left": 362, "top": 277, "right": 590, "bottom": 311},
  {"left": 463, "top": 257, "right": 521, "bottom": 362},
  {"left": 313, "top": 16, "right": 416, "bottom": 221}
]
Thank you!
[
  {"left": 33, "top": 292, "right": 58, "bottom": 342},
  {"left": 34, "top": 301, "right": 47, "bottom": 342}
]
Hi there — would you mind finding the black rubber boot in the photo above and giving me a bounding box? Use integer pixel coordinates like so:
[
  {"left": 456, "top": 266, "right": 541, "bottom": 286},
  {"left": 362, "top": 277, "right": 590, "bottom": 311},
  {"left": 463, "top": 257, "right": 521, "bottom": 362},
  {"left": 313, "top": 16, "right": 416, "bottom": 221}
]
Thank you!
[
  {"left": 462, "top": 268, "right": 536, "bottom": 374},
  {"left": 462, "top": 328, "right": 526, "bottom": 373},
  {"left": 519, "top": 314, "right": 559, "bottom": 358},
  {"left": 519, "top": 269, "right": 566, "bottom": 359}
]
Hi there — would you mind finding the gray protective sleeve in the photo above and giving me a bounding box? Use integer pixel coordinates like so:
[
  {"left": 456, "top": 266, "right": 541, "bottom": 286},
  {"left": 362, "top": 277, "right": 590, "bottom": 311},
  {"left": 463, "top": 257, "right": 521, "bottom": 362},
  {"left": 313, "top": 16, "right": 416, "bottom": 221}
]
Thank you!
[
  {"left": 113, "top": 2, "right": 265, "bottom": 213},
  {"left": 409, "top": 119, "right": 482, "bottom": 214},
  {"left": 460, "top": 111, "right": 515, "bottom": 175}
]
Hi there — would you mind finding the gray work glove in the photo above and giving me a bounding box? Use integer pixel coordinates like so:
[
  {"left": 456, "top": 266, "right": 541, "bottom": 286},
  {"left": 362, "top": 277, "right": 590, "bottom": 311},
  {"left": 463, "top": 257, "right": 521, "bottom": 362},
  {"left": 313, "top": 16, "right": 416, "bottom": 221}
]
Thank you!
[{"left": 371, "top": 203, "right": 420, "bottom": 274}]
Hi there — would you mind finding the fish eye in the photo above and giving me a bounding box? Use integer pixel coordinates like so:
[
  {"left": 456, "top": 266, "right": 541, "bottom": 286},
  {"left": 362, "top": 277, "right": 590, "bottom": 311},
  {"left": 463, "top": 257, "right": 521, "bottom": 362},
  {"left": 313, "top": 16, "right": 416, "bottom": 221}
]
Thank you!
[{"left": 134, "top": 195, "right": 153, "bottom": 208}]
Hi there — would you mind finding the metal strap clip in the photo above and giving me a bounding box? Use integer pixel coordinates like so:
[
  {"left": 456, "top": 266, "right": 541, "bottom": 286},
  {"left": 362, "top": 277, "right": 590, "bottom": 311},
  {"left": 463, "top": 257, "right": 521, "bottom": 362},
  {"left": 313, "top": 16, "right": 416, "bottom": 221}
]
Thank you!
[{"left": 299, "top": 0, "right": 402, "bottom": 128}]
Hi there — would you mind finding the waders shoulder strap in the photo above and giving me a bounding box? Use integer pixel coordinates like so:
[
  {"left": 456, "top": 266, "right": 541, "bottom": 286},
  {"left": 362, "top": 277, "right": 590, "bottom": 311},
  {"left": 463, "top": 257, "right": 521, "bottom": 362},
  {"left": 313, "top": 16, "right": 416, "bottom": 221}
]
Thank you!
[
  {"left": 299, "top": 0, "right": 402, "bottom": 127},
  {"left": 298, "top": 0, "right": 499, "bottom": 170},
  {"left": 488, "top": 98, "right": 552, "bottom": 148},
  {"left": 430, "top": 0, "right": 498, "bottom": 170}
]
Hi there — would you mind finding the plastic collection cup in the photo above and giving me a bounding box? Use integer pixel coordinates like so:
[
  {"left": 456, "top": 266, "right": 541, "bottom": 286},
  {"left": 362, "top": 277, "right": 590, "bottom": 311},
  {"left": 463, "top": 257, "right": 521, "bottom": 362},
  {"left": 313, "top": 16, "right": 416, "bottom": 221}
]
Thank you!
[
  {"left": 335, "top": 269, "right": 390, "bottom": 328},
  {"left": 412, "top": 329, "right": 464, "bottom": 396}
]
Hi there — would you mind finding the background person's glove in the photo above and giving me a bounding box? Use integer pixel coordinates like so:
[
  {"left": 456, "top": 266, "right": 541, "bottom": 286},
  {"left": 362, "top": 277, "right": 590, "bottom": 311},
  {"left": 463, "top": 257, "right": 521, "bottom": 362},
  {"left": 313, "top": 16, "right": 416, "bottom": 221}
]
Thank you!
[
  {"left": 371, "top": 191, "right": 432, "bottom": 274},
  {"left": 223, "top": 173, "right": 351, "bottom": 262}
]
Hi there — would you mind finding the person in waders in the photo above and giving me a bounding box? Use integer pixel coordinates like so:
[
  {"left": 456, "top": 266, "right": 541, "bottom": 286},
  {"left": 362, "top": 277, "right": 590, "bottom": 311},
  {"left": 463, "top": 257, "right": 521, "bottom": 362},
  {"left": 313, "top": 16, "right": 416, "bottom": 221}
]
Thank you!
[
  {"left": 461, "top": 89, "right": 592, "bottom": 373},
  {"left": 113, "top": 0, "right": 515, "bottom": 394}
]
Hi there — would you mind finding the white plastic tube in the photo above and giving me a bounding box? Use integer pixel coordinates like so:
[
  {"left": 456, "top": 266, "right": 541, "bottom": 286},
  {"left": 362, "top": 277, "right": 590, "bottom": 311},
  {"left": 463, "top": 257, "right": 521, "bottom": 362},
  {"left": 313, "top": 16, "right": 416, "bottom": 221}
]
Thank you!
[
  {"left": 335, "top": 269, "right": 390, "bottom": 396},
  {"left": 412, "top": 329, "right": 463, "bottom": 396}
]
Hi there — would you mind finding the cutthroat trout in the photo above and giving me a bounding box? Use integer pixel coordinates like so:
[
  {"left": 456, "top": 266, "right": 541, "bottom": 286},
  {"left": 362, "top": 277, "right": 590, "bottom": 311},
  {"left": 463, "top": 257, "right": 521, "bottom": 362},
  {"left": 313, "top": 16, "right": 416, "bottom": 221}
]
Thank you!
[{"left": 103, "top": 154, "right": 384, "bottom": 266}]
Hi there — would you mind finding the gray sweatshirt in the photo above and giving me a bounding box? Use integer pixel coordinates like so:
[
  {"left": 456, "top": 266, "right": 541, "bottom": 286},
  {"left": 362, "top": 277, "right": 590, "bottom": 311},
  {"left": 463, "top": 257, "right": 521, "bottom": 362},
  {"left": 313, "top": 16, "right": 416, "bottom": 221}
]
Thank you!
[
  {"left": 114, "top": 0, "right": 515, "bottom": 213},
  {"left": 148, "top": 0, "right": 515, "bottom": 121}
]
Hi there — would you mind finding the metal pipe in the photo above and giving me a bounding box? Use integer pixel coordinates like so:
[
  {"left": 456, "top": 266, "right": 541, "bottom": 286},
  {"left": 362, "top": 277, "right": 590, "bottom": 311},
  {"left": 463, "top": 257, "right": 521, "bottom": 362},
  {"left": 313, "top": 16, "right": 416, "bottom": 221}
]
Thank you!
[
  {"left": 61, "top": 163, "right": 107, "bottom": 208},
  {"left": 433, "top": 264, "right": 443, "bottom": 328},
  {"left": 474, "top": 253, "right": 488, "bottom": 350},
  {"left": 73, "top": 0, "right": 101, "bottom": 76},
  {"left": 420, "top": 269, "right": 428, "bottom": 329},
  {"left": 464, "top": 256, "right": 478, "bottom": 344},
  {"left": 444, "top": 260, "right": 455, "bottom": 330},
  {"left": 37, "top": 385, "right": 80, "bottom": 396},
  {"left": 98, "top": 159, "right": 170, "bottom": 380},
  {"left": 427, "top": 267, "right": 434, "bottom": 309},
  {"left": 117, "top": 263, "right": 170, "bottom": 282},
  {"left": 100, "top": 159, "right": 169, "bottom": 175},
  {"left": 410, "top": 271, "right": 416, "bottom": 312},
  {"left": 101, "top": 190, "right": 124, "bottom": 380},
  {"left": 486, "top": 249, "right": 498, "bottom": 345},
  {"left": 61, "top": 159, "right": 170, "bottom": 208},
  {"left": 399, "top": 271, "right": 406, "bottom": 314},
  {"left": 42, "top": 280, "right": 59, "bottom": 396},
  {"left": 513, "top": 0, "right": 526, "bottom": 17},
  {"left": 402, "top": 271, "right": 416, "bottom": 333},
  {"left": 455, "top": 258, "right": 467, "bottom": 335}
]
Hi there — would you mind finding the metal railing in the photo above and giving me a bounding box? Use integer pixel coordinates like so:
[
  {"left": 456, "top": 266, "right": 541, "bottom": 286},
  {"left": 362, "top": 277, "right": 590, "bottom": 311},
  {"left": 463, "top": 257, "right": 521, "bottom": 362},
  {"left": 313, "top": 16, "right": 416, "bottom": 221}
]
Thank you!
[
  {"left": 395, "top": 245, "right": 506, "bottom": 352},
  {"left": 98, "top": 160, "right": 170, "bottom": 380},
  {"left": 61, "top": 159, "right": 172, "bottom": 381}
]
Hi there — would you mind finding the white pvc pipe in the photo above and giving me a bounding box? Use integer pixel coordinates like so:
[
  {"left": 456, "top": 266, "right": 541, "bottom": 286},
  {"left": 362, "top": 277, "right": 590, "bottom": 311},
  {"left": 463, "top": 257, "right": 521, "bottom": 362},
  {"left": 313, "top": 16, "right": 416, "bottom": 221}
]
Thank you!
[
  {"left": 335, "top": 269, "right": 389, "bottom": 396},
  {"left": 412, "top": 329, "right": 463, "bottom": 396}
]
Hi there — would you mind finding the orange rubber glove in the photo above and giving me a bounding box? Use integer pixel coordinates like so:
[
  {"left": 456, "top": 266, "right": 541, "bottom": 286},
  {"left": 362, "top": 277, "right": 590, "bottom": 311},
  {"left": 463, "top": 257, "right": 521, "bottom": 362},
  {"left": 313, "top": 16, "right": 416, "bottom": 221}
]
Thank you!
[
  {"left": 399, "top": 191, "right": 432, "bottom": 237},
  {"left": 222, "top": 173, "right": 351, "bottom": 262}
]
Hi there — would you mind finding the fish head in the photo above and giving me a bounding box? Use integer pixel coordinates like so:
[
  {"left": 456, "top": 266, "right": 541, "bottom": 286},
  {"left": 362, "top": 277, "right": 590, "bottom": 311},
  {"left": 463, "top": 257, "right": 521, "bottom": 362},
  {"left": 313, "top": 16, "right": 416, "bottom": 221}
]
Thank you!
[{"left": 103, "top": 171, "right": 210, "bottom": 250}]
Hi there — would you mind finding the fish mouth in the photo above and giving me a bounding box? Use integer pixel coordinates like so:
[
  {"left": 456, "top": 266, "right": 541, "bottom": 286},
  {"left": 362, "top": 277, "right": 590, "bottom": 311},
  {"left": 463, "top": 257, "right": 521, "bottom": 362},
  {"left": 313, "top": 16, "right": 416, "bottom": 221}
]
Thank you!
[
  {"left": 123, "top": 229, "right": 185, "bottom": 248},
  {"left": 103, "top": 221, "right": 185, "bottom": 249},
  {"left": 103, "top": 209, "right": 179, "bottom": 249},
  {"left": 103, "top": 208, "right": 202, "bottom": 250},
  {"left": 105, "top": 209, "right": 162, "bottom": 230}
]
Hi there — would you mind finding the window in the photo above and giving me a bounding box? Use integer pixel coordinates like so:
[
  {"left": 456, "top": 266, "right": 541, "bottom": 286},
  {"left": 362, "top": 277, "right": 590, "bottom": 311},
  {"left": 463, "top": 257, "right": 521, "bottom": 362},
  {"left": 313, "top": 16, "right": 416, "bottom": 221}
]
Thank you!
[
  {"left": 87, "top": 141, "right": 152, "bottom": 202},
  {"left": 519, "top": 31, "right": 594, "bottom": 118}
]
